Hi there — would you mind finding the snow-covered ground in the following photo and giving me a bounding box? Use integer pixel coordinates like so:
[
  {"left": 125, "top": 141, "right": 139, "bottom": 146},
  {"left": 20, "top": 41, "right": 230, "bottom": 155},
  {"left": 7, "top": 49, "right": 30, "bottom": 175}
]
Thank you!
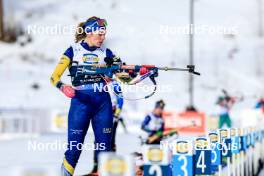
[{"left": 0, "top": 133, "right": 141, "bottom": 175}]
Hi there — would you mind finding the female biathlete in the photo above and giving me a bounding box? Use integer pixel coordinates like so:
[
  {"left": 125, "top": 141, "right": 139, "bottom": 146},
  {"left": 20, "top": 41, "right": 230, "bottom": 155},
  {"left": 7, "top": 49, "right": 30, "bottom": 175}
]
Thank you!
[{"left": 50, "top": 16, "right": 132, "bottom": 176}]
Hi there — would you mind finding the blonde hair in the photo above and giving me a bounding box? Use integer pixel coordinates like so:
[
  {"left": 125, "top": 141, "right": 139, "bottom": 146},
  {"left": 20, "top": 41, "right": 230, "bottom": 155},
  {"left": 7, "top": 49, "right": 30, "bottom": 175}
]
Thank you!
[{"left": 75, "top": 16, "right": 101, "bottom": 43}]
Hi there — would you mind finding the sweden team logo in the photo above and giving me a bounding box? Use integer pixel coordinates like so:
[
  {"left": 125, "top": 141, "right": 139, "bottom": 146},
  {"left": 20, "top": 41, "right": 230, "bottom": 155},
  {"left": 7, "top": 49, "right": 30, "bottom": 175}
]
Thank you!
[{"left": 82, "top": 53, "right": 100, "bottom": 64}]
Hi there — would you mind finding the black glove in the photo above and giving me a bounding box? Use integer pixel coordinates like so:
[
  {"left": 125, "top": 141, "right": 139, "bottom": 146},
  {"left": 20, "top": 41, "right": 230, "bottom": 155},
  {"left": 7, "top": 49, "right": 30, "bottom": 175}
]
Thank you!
[
  {"left": 104, "top": 56, "right": 122, "bottom": 66},
  {"left": 104, "top": 57, "right": 114, "bottom": 66}
]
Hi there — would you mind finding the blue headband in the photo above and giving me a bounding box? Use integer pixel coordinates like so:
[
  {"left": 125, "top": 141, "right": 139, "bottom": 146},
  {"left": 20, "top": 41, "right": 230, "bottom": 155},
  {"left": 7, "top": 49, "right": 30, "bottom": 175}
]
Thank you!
[{"left": 83, "top": 19, "right": 107, "bottom": 33}]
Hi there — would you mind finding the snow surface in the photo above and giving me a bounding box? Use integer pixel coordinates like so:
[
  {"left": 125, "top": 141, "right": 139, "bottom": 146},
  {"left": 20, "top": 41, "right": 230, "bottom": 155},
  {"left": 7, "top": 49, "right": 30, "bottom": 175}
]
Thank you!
[{"left": 0, "top": 133, "right": 141, "bottom": 175}]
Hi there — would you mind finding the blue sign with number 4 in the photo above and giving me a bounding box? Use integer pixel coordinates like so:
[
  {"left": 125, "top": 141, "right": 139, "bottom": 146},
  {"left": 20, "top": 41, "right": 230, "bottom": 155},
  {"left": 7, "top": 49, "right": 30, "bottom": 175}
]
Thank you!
[{"left": 195, "top": 150, "right": 212, "bottom": 175}]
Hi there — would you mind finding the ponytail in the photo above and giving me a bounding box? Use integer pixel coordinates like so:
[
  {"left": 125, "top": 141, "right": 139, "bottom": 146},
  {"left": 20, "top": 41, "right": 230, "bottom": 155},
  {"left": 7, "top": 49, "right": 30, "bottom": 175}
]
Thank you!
[{"left": 75, "top": 22, "right": 86, "bottom": 43}]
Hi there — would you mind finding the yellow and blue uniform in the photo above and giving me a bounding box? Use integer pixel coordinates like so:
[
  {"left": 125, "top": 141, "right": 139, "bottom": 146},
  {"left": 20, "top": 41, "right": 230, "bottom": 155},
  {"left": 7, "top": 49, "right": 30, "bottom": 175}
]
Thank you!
[
  {"left": 141, "top": 113, "right": 164, "bottom": 144},
  {"left": 89, "top": 80, "right": 124, "bottom": 173},
  {"left": 141, "top": 113, "right": 164, "bottom": 136},
  {"left": 141, "top": 100, "right": 165, "bottom": 137},
  {"left": 51, "top": 40, "right": 116, "bottom": 175}
]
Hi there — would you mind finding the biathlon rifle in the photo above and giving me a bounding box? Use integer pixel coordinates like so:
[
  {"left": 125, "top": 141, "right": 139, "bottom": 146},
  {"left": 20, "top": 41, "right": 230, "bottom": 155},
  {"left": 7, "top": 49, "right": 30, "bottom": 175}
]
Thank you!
[{"left": 71, "top": 63, "right": 201, "bottom": 99}]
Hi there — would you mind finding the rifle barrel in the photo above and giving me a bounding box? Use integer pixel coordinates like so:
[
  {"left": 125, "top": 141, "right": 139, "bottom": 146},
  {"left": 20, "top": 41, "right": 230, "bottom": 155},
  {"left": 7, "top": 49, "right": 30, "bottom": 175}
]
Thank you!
[
  {"left": 158, "top": 67, "right": 190, "bottom": 71},
  {"left": 158, "top": 67, "right": 201, "bottom": 75}
]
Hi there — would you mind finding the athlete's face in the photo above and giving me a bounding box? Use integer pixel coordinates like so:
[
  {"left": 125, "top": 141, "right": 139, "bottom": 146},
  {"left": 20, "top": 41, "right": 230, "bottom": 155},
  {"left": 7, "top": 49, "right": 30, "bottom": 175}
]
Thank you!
[
  {"left": 86, "top": 29, "right": 106, "bottom": 47},
  {"left": 154, "top": 108, "right": 163, "bottom": 116}
]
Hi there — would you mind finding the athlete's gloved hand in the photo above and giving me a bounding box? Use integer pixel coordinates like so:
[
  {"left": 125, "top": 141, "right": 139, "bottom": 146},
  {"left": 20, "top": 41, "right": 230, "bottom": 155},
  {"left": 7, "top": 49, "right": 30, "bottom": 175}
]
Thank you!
[
  {"left": 104, "top": 56, "right": 122, "bottom": 66},
  {"left": 60, "top": 85, "right": 75, "bottom": 98},
  {"left": 139, "top": 67, "right": 150, "bottom": 75},
  {"left": 104, "top": 56, "right": 114, "bottom": 66}
]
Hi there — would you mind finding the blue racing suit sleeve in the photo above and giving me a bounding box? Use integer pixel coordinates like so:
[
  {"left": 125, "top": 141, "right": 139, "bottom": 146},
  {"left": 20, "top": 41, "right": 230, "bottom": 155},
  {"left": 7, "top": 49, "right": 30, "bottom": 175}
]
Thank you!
[
  {"left": 106, "top": 48, "right": 115, "bottom": 58},
  {"left": 141, "top": 115, "right": 155, "bottom": 133},
  {"left": 63, "top": 46, "right": 74, "bottom": 60}
]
